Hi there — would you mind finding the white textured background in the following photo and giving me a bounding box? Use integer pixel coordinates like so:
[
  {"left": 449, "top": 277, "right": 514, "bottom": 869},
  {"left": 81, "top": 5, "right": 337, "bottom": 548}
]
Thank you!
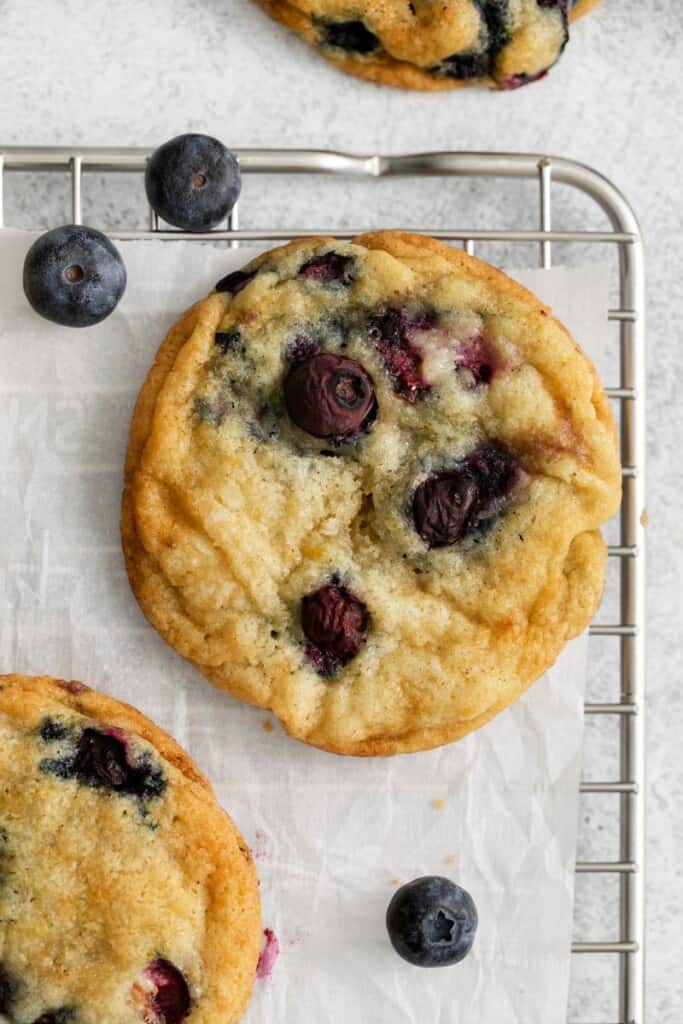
[{"left": 0, "top": 0, "right": 680, "bottom": 1020}]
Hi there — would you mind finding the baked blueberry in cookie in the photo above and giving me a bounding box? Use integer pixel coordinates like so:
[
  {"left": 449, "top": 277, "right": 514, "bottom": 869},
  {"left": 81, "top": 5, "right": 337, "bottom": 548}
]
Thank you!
[
  {"left": 121, "top": 231, "right": 620, "bottom": 755},
  {"left": 0, "top": 674, "right": 260, "bottom": 1023},
  {"left": 257, "top": 0, "right": 600, "bottom": 91}
]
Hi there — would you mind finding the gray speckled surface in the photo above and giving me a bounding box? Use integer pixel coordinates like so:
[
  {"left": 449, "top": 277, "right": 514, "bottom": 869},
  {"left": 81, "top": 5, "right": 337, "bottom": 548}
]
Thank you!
[{"left": 1, "top": 0, "right": 680, "bottom": 1019}]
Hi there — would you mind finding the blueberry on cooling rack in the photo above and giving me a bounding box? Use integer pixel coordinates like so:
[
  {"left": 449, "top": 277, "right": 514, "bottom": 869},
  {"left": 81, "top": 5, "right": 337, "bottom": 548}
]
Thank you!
[
  {"left": 23, "top": 225, "right": 126, "bottom": 328},
  {"left": 386, "top": 876, "right": 478, "bottom": 967},
  {"left": 145, "top": 133, "right": 241, "bottom": 232}
]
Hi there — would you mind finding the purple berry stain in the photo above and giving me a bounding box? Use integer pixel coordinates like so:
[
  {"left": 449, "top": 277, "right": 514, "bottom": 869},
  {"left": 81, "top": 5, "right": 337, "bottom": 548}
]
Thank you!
[
  {"left": 413, "top": 445, "right": 521, "bottom": 548},
  {"left": 455, "top": 335, "right": 497, "bottom": 388},
  {"left": 368, "top": 308, "right": 435, "bottom": 402},
  {"left": 497, "top": 70, "right": 549, "bottom": 90},
  {"left": 286, "top": 335, "right": 321, "bottom": 367},
  {"left": 302, "top": 584, "right": 369, "bottom": 675},
  {"left": 256, "top": 929, "right": 280, "bottom": 980}
]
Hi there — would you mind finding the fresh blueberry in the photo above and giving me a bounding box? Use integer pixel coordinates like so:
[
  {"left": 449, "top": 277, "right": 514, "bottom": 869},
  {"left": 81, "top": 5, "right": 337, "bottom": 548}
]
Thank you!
[
  {"left": 302, "top": 584, "right": 369, "bottom": 675},
  {"left": 284, "top": 352, "right": 376, "bottom": 440},
  {"left": 367, "top": 308, "right": 434, "bottom": 402},
  {"left": 322, "top": 20, "right": 380, "bottom": 54},
  {"left": 215, "top": 267, "right": 256, "bottom": 295},
  {"left": 23, "top": 225, "right": 126, "bottom": 328},
  {"left": 145, "top": 134, "right": 241, "bottom": 232},
  {"left": 412, "top": 444, "right": 520, "bottom": 548},
  {"left": 299, "top": 252, "right": 356, "bottom": 287},
  {"left": 386, "top": 876, "right": 478, "bottom": 967},
  {"left": 141, "top": 959, "right": 191, "bottom": 1024},
  {"left": 40, "top": 727, "right": 166, "bottom": 803}
]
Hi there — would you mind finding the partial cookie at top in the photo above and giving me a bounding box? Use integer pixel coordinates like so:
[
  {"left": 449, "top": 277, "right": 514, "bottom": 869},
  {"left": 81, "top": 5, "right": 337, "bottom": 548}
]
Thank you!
[
  {"left": 122, "top": 231, "right": 620, "bottom": 756},
  {"left": 0, "top": 673, "right": 261, "bottom": 1024},
  {"left": 257, "top": 0, "right": 602, "bottom": 91}
]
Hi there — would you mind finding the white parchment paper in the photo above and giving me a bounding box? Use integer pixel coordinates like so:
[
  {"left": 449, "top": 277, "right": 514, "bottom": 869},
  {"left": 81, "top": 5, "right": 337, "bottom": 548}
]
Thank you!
[{"left": 0, "top": 231, "right": 610, "bottom": 1024}]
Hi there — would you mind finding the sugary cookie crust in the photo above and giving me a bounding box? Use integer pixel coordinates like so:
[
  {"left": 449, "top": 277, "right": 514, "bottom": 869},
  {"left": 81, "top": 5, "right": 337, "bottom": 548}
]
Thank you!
[
  {"left": 122, "top": 231, "right": 620, "bottom": 756},
  {"left": 258, "top": 0, "right": 601, "bottom": 92},
  {"left": 0, "top": 673, "right": 261, "bottom": 1023}
]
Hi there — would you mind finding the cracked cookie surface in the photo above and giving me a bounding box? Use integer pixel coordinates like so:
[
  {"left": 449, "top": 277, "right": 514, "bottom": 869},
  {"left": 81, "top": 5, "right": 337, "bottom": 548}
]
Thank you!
[
  {"left": 257, "top": 0, "right": 601, "bottom": 91},
  {"left": 0, "top": 674, "right": 260, "bottom": 1023},
  {"left": 122, "top": 231, "right": 620, "bottom": 755}
]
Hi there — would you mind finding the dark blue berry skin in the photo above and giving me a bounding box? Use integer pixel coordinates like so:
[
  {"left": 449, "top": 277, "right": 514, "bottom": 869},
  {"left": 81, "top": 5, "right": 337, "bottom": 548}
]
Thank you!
[
  {"left": 40, "top": 728, "right": 166, "bottom": 804},
  {"left": 322, "top": 20, "right": 380, "bottom": 54},
  {"left": 23, "top": 226, "right": 126, "bottom": 328},
  {"left": 386, "top": 876, "right": 478, "bottom": 967},
  {"left": 145, "top": 134, "right": 241, "bottom": 232},
  {"left": 0, "top": 965, "right": 14, "bottom": 1013},
  {"left": 215, "top": 268, "right": 256, "bottom": 295},
  {"left": 31, "top": 1009, "right": 76, "bottom": 1024}
]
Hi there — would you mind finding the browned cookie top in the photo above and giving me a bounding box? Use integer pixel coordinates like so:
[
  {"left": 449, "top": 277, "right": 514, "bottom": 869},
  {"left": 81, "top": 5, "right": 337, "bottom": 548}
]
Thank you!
[
  {"left": 258, "top": 0, "right": 601, "bottom": 91},
  {"left": 0, "top": 674, "right": 261, "bottom": 1023},
  {"left": 122, "top": 232, "right": 620, "bottom": 755}
]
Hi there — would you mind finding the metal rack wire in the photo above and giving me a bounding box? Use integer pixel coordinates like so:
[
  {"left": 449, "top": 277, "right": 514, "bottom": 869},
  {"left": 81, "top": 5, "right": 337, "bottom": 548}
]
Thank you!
[{"left": 0, "top": 146, "right": 646, "bottom": 1024}]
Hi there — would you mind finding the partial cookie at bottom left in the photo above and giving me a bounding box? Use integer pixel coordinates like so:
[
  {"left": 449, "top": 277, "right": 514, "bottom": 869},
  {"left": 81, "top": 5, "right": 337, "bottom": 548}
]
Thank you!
[{"left": 0, "top": 673, "right": 261, "bottom": 1024}]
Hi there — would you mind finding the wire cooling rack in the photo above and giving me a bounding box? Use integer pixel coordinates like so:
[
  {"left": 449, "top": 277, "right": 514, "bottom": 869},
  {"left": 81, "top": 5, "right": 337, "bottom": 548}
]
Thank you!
[{"left": 0, "top": 146, "right": 646, "bottom": 1024}]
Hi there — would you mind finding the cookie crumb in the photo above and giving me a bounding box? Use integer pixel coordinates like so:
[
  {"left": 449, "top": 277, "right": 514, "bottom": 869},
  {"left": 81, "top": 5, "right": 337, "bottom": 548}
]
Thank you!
[
  {"left": 432, "top": 798, "right": 445, "bottom": 811},
  {"left": 262, "top": 720, "right": 274, "bottom": 733},
  {"left": 389, "top": 878, "right": 401, "bottom": 886},
  {"left": 445, "top": 854, "right": 457, "bottom": 866},
  {"left": 640, "top": 509, "right": 649, "bottom": 528}
]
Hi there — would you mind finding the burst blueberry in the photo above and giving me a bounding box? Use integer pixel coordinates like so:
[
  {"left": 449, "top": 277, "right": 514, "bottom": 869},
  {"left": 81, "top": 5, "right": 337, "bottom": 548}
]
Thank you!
[
  {"left": 23, "top": 225, "right": 126, "bottom": 328},
  {"left": 322, "top": 20, "right": 380, "bottom": 54},
  {"left": 284, "top": 352, "right": 376, "bottom": 440},
  {"left": 40, "top": 727, "right": 166, "bottom": 803},
  {"left": 455, "top": 335, "right": 496, "bottom": 387},
  {"left": 140, "top": 959, "right": 191, "bottom": 1024},
  {"left": 302, "top": 584, "right": 369, "bottom": 674},
  {"left": 299, "top": 252, "right": 356, "bottom": 287},
  {"left": 386, "top": 876, "right": 478, "bottom": 967},
  {"left": 368, "top": 308, "right": 434, "bottom": 402},
  {"left": 145, "top": 134, "right": 241, "bottom": 232},
  {"left": 413, "top": 444, "right": 520, "bottom": 548}
]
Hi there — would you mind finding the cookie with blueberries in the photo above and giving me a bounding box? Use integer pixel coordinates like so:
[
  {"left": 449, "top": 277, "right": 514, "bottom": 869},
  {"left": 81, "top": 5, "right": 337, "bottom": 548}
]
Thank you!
[
  {"left": 0, "top": 674, "right": 261, "bottom": 1023},
  {"left": 121, "top": 231, "right": 620, "bottom": 756},
  {"left": 258, "top": 0, "right": 601, "bottom": 91}
]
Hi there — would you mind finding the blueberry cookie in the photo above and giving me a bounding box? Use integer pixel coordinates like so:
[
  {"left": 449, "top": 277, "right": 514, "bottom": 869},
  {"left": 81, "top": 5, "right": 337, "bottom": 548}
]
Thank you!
[
  {"left": 258, "top": 0, "right": 601, "bottom": 90},
  {"left": 122, "top": 231, "right": 620, "bottom": 756},
  {"left": 0, "top": 674, "right": 260, "bottom": 1023}
]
